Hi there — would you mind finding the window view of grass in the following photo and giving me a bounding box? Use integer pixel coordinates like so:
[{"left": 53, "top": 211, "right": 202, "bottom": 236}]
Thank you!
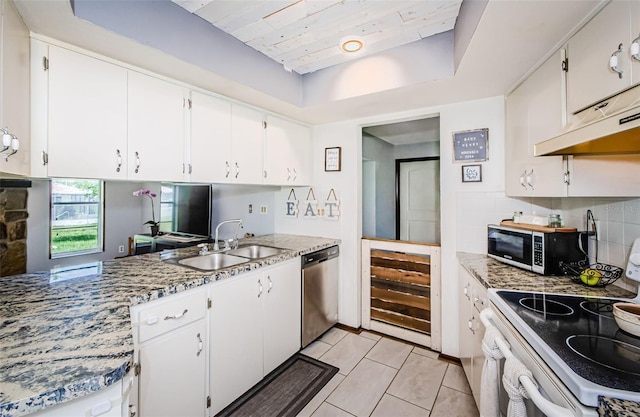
[{"left": 50, "top": 179, "right": 103, "bottom": 257}]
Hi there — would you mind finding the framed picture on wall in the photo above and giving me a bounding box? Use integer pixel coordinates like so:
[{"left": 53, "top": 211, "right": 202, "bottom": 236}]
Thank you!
[
  {"left": 452, "top": 128, "right": 489, "bottom": 162},
  {"left": 462, "top": 164, "right": 482, "bottom": 183},
  {"left": 325, "top": 147, "right": 342, "bottom": 171}
]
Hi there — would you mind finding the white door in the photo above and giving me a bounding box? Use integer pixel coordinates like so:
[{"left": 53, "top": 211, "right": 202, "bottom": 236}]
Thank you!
[
  {"left": 399, "top": 159, "right": 440, "bottom": 243},
  {"left": 48, "top": 46, "right": 128, "bottom": 179},
  {"left": 128, "top": 71, "right": 186, "bottom": 181},
  {"left": 209, "top": 274, "right": 263, "bottom": 415},
  {"left": 138, "top": 320, "right": 207, "bottom": 417},
  {"left": 263, "top": 260, "right": 302, "bottom": 375},
  {"left": 189, "top": 91, "right": 232, "bottom": 183},
  {"left": 230, "top": 104, "right": 264, "bottom": 184}
]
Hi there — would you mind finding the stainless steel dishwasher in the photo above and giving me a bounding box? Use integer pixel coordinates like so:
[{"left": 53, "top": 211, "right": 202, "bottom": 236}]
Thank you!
[{"left": 301, "top": 245, "right": 339, "bottom": 347}]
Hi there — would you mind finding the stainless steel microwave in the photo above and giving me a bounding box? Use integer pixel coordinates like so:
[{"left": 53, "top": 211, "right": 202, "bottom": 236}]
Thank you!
[{"left": 487, "top": 225, "right": 587, "bottom": 275}]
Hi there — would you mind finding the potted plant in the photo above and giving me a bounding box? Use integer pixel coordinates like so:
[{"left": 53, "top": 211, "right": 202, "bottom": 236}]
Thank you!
[{"left": 133, "top": 188, "right": 159, "bottom": 236}]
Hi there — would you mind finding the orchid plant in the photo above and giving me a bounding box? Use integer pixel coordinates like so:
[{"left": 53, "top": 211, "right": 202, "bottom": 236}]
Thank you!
[{"left": 133, "top": 189, "right": 158, "bottom": 227}]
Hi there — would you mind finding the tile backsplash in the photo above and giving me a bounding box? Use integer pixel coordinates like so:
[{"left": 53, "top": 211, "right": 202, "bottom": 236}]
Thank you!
[{"left": 457, "top": 192, "right": 640, "bottom": 293}]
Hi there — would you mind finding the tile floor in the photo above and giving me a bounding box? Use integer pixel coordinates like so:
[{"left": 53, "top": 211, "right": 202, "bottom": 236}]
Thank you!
[{"left": 297, "top": 327, "right": 480, "bottom": 417}]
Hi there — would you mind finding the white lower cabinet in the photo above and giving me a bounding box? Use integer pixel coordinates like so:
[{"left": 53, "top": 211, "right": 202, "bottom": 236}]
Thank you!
[
  {"left": 130, "top": 287, "right": 209, "bottom": 417},
  {"left": 209, "top": 258, "right": 302, "bottom": 415},
  {"left": 138, "top": 319, "right": 207, "bottom": 417},
  {"left": 458, "top": 264, "right": 488, "bottom": 408}
]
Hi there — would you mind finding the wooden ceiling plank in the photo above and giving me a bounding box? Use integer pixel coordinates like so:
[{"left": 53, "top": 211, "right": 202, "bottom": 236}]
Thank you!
[
  {"left": 215, "top": 1, "right": 293, "bottom": 33},
  {"left": 171, "top": 0, "right": 215, "bottom": 14},
  {"left": 195, "top": 0, "right": 261, "bottom": 25}
]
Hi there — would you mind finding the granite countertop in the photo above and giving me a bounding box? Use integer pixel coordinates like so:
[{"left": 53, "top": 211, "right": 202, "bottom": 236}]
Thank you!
[
  {"left": 0, "top": 234, "right": 339, "bottom": 417},
  {"left": 457, "top": 252, "right": 637, "bottom": 298},
  {"left": 457, "top": 252, "right": 640, "bottom": 415}
]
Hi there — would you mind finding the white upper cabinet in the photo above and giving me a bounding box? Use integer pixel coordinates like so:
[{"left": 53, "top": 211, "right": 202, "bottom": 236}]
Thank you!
[
  {"left": 0, "top": 0, "right": 30, "bottom": 176},
  {"left": 566, "top": 1, "right": 633, "bottom": 114},
  {"left": 127, "top": 71, "right": 186, "bottom": 182},
  {"left": 264, "top": 115, "right": 312, "bottom": 186},
  {"left": 230, "top": 104, "right": 265, "bottom": 184},
  {"left": 46, "top": 45, "right": 128, "bottom": 180},
  {"left": 189, "top": 91, "right": 232, "bottom": 183},
  {"left": 505, "top": 50, "right": 567, "bottom": 197}
]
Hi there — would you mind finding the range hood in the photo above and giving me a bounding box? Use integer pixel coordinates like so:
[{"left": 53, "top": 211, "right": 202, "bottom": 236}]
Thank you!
[{"left": 535, "top": 85, "right": 640, "bottom": 156}]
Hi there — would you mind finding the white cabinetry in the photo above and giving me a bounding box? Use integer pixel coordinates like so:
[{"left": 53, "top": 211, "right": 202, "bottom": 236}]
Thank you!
[
  {"left": 566, "top": 1, "right": 634, "bottom": 114},
  {"left": 209, "top": 259, "right": 301, "bottom": 415},
  {"left": 45, "top": 45, "right": 128, "bottom": 179},
  {"left": 264, "top": 115, "right": 312, "bottom": 185},
  {"left": 568, "top": 155, "right": 640, "bottom": 197},
  {"left": 0, "top": 0, "right": 30, "bottom": 176},
  {"left": 230, "top": 104, "right": 265, "bottom": 184},
  {"left": 127, "top": 71, "right": 187, "bottom": 182},
  {"left": 458, "top": 264, "right": 487, "bottom": 408},
  {"left": 131, "top": 288, "right": 208, "bottom": 417},
  {"left": 505, "top": 50, "right": 566, "bottom": 197},
  {"left": 189, "top": 91, "right": 232, "bottom": 183}
]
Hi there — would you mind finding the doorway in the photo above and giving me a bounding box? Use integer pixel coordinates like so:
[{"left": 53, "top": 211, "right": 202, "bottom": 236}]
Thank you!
[
  {"left": 361, "top": 116, "right": 440, "bottom": 243},
  {"left": 396, "top": 157, "right": 440, "bottom": 242}
]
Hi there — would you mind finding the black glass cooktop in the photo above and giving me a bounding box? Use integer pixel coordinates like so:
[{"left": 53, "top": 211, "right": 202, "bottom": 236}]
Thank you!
[{"left": 495, "top": 291, "right": 640, "bottom": 394}]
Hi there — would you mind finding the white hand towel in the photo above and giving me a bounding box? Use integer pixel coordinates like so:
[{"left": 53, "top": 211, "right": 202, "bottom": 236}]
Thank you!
[
  {"left": 480, "top": 326, "right": 506, "bottom": 417},
  {"left": 502, "top": 356, "right": 537, "bottom": 417}
]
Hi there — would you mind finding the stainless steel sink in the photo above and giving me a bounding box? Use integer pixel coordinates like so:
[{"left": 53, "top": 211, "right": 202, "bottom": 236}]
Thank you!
[
  {"left": 227, "top": 245, "right": 285, "bottom": 259},
  {"left": 177, "top": 253, "right": 249, "bottom": 271}
]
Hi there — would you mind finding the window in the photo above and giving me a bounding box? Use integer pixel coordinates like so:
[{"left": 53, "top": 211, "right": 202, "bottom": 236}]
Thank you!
[{"left": 50, "top": 179, "right": 104, "bottom": 258}]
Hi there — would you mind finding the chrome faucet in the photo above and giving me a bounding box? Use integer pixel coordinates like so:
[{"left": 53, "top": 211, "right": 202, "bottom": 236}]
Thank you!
[{"left": 213, "top": 219, "right": 243, "bottom": 251}]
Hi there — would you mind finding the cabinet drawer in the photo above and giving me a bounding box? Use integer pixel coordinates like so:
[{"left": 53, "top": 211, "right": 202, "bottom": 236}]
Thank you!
[{"left": 136, "top": 290, "right": 207, "bottom": 343}]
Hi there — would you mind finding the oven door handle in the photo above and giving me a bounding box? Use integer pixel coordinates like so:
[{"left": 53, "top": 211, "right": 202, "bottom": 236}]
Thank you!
[{"left": 480, "top": 309, "right": 575, "bottom": 417}]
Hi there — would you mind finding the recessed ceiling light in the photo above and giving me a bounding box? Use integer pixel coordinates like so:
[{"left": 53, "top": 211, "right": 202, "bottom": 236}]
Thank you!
[{"left": 341, "top": 38, "right": 363, "bottom": 53}]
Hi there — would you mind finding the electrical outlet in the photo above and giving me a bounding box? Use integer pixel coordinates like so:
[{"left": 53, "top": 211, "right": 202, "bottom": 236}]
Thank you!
[
  {"left": 118, "top": 245, "right": 125, "bottom": 253},
  {"left": 249, "top": 204, "right": 253, "bottom": 214},
  {"left": 260, "top": 205, "right": 268, "bottom": 214}
]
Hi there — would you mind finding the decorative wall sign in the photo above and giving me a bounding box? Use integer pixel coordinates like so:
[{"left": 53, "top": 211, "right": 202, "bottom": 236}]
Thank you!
[
  {"left": 285, "top": 189, "right": 299, "bottom": 217},
  {"left": 303, "top": 188, "right": 319, "bottom": 219},
  {"left": 453, "top": 128, "right": 488, "bottom": 162},
  {"left": 325, "top": 147, "right": 342, "bottom": 171},
  {"left": 462, "top": 164, "right": 482, "bottom": 183},
  {"left": 323, "top": 189, "right": 340, "bottom": 220}
]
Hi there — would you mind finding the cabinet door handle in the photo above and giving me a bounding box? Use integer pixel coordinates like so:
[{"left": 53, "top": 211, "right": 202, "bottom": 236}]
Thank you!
[
  {"left": 42, "top": 151, "right": 48, "bottom": 166},
  {"left": 632, "top": 35, "right": 640, "bottom": 61},
  {"left": 526, "top": 169, "right": 534, "bottom": 190},
  {"left": 610, "top": 43, "right": 624, "bottom": 79},
  {"left": 196, "top": 333, "right": 203, "bottom": 357},
  {"left": 235, "top": 162, "right": 240, "bottom": 179},
  {"left": 225, "top": 161, "right": 230, "bottom": 178},
  {"left": 287, "top": 168, "right": 291, "bottom": 181},
  {"left": 258, "top": 279, "right": 263, "bottom": 298},
  {"left": 463, "top": 284, "right": 470, "bottom": 299},
  {"left": 164, "top": 309, "right": 188, "bottom": 320},
  {"left": 468, "top": 318, "right": 475, "bottom": 335},
  {"left": 563, "top": 171, "right": 570, "bottom": 185},
  {"left": 134, "top": 151, "right": 141, "bottom": 173},
  {"left": 116, "top": 149, "right": 122, "bottom": 172},
  {"left": 520, "top": 170, "right": 527, "bottom": 190},
  {"left": 293, "top": 168, "right": 297, "bottom": 181},
  {"left": 267, "top": 276, "right": 273, "bottom": 293}
]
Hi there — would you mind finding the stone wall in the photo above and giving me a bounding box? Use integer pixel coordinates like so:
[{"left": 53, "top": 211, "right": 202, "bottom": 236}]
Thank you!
[{"left": 0, "top": 188, "right": 29, "bottom": 276}]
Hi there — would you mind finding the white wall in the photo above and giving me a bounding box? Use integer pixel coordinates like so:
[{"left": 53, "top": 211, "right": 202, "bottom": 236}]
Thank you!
[
  {"left": 275, "top": 95, "right": 506, "bottom": 356},
  {"left": 27, "top": 179, "right": 145, "bottom": 272},
  {"left": 212, "top": 184, "right": 277, "bottom": 239}
]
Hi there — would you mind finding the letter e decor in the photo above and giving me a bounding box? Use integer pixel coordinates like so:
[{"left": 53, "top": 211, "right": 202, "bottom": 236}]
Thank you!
[{"left": 286, "top": 189, "right": 299, "bottom": 217}]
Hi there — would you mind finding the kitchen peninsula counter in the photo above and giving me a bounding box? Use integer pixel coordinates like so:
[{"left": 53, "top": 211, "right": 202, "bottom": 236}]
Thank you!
[
  {"left": 0, "top": 234, "right": 339, "bottom": 417},
  {"left": 458, "top": 252, "right": 640, "bottom": 416}
]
